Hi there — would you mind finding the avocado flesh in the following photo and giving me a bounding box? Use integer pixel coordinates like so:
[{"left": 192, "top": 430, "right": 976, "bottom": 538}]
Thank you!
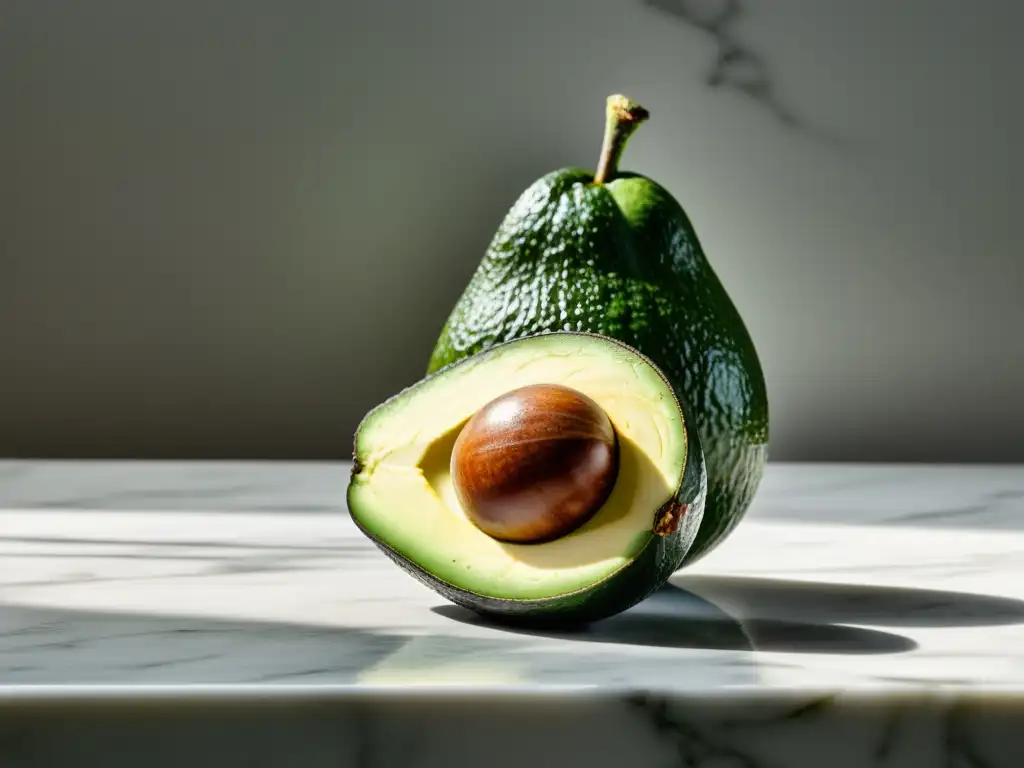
[
  {"left": 427, "top": 164, "right": 767, "bottom": 565},
  {"left": 349, "top": 332, "right": 707, "bottom": 623}
]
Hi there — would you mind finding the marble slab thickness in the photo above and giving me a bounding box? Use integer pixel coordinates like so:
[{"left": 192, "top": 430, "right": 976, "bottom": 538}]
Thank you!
[{"left": 2, "top": 461, "right": 1024, "bottom": 766}]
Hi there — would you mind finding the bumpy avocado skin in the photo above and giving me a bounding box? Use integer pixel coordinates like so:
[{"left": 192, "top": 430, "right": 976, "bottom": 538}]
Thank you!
[
  {"left": 351, "top": 407, "right": 707, "bottom": 628},
  {"left": 427, "top": 169, "right": 768, "bottom": 564}
]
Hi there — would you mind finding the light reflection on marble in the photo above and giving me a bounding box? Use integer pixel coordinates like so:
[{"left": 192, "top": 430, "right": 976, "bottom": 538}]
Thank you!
[{"left": 2, "top": 460, "right": 1024, "bottom": 765}]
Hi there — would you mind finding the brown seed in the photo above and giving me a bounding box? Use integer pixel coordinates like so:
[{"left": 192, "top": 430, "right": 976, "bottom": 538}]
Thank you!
[{"left": 450, "top": 383, "right": 619, "bottom": 544}]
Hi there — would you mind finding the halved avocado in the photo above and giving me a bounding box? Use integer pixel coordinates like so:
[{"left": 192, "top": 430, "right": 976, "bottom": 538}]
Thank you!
[{"left": 348, "top": 332, "right": 707, "bottom": 625}]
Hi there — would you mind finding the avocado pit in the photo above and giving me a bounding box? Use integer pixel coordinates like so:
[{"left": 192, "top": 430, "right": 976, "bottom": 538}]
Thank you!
[{"left": 450, "top": 383, "right": 619, "bottom": 544}]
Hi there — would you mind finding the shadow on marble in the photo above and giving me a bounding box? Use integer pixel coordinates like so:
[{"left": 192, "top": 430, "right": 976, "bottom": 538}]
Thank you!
[
  {"left": 1, "top": 602, "right": 761, "bottom": 688},
  {"left": 432, "top": 585, "right": 916, "bottom": 655},
  {"left": 0, "top": 604, "right": 409, "bottom": 685},
  {"left": 673, "top": 574, "right": 1024, "bottom": 627}
]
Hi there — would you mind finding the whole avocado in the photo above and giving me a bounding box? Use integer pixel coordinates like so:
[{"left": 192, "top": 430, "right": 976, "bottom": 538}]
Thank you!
[{"left": 427, "top": 95, "right": 768, "bottom": 564}]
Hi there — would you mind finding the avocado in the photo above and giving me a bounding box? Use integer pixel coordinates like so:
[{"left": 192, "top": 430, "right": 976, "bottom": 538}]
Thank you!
[
  {"left": 426, "top": 95, "right": 767, "bottom": 564},
  {"left": 349, "top": 331, "right": 707, "bottom": 626}
]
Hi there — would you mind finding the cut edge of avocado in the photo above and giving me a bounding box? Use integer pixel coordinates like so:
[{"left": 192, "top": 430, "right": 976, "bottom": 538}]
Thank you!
[{"left": 348, "top": 331, "right": 707, "bottom": 625}]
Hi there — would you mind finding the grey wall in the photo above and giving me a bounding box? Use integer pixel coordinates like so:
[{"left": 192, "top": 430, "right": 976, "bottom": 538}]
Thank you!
[{"left": 2, "top": 1, "right": 1021, "bottom": 462}]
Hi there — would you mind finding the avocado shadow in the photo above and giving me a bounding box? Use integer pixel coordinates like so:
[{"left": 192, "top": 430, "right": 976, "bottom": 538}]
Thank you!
[
  {"left": 431, "top": 584, "right": 916, "bottom": 655},
  {"left": 670, "top": 574, "right": 1024, "bottom": 628}
]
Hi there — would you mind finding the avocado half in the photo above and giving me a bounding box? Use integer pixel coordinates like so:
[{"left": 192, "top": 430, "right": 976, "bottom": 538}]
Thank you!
[{"left": 348, "top": 331, "right": 707, "bottom": 626}]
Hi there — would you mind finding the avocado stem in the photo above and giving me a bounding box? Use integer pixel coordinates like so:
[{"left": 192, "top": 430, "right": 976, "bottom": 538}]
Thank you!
[{"left": 593, "top": 94, "right": 650, "bottom": 184}]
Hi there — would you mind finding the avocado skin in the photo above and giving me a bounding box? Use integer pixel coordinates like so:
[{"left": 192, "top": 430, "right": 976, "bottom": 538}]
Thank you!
[
  {"left": 427, "top": 169, "right": 768, "bottom": 564},
  {"left": 350, "top": 393, "right": 707, "bottom": 628}
]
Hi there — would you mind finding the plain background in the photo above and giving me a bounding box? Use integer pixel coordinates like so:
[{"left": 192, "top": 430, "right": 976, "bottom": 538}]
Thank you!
[{"left": 2, "top": 1, "right": 1021, "bottom": 462}]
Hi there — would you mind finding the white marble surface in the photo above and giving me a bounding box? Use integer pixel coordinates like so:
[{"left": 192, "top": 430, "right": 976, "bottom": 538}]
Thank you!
[
  {"left": 2, "top": 461, "right": 1024, "bottom": 690},
  {"left": 2, "top": 461, "right": 1024, "bottom": 766}
]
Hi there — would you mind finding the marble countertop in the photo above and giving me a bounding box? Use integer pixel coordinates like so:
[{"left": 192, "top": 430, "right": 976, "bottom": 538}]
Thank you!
[
  {"left": 4, "top": 461, "right": 1024, "bottom": 767},
  {"left": 3, "top": 460, "right": 1023, "bottom": 693}
]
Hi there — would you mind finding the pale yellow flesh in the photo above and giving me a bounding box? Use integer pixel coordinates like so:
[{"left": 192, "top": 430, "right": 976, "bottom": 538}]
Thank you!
[{"left": 349, "top": 334, "right": 687, "bottom": 600}]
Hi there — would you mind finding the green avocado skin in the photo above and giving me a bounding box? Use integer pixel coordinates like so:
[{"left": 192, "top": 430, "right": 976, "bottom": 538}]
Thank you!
[
  {"left": 427, "top": 169, "right": 768, "bottom": 564},
  {"left": 351, "top": 407, "right": 707, "bottom": 628}
]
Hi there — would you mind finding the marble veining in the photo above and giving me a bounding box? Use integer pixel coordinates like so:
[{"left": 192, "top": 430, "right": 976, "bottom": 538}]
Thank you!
[
  {"left": 0, "top": 459, "right": 344, "bottom": 512},
  {"left": 1, "top": 688, "right": 1021, "bottom": 767}
]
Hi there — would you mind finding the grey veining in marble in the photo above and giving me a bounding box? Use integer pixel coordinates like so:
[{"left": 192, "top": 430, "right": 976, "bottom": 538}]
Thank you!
[
  {"left": 0, "top": 459, "right": 344, "bottom": 512},
  {"left": 3, "top": 460, "right": 1024, "bottom": 766},
  {"left": 1, "top": 689, "right": 1022, "bottom": 768}
]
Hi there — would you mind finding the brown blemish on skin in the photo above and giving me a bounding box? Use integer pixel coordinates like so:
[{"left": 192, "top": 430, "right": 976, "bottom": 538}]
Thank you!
[{"left": 653, "top": 500, "right": 687, "bottom": 536}]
